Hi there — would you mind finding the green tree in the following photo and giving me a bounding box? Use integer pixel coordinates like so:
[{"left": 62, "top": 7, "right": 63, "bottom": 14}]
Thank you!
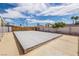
[
  {"left": 52, "top": 22, "right": 66, "bottom": 32},
  {"left": 71, "top": 16, "right": 79, "bottom": 25}
]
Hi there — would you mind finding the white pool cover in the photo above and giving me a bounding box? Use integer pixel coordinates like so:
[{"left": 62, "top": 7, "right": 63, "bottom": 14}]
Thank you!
[{"left": 14, "top": 31, "right": 61, "bottom": 53}]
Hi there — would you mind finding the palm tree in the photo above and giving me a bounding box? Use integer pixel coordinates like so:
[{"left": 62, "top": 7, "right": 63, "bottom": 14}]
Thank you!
[
  {"left": 71, "top": 16, "right": 79, "bottom": 34},
  {"left": 20, "top": 24, "right": 22, "bottom": 26},
  {"left": 52, "top": 22, "right": 66, "bottom": 33},
  {"left": 71, "top": 16, "right": 79, "bottom": 25}
]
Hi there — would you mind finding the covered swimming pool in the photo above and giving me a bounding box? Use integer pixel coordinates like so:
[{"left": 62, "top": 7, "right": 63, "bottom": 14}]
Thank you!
[{"left": 14, "top": 31, "right": 62, "bottom": 53}]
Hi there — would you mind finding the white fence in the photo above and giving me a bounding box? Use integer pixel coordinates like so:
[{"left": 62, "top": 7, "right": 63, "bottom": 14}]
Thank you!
[
  {"left": 0, "top": 26, "right": 12, "bottom": 39},
  {"left": 39, "top": 26, "right": 79, "bottom": 35},
  {"left": 0, "top": 27, "right": 3, "bottom": 39}
]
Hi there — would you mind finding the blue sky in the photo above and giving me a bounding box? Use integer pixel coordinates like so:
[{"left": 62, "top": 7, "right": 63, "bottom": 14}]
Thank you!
[{"left": 0, "top": 3, "right": 79, "bottom": 26}]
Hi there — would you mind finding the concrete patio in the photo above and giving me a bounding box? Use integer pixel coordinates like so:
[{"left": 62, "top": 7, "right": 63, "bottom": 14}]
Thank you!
[{"left": 0, "top": 32, "right": 78, "bottom": 56}]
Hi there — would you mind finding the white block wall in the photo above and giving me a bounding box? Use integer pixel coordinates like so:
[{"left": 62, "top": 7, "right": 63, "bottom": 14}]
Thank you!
[{"left": 39, "top": 26, "right": 79, "bottom": 35}]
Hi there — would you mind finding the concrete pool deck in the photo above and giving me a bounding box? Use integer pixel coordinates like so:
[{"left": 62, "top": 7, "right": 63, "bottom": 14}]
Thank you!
[
  {"left": 0, "top": 32, "right": 78, "bottom": 56},
  {"left": 25, "top": 35, "right": 78, "bottom": 56},
  {"left": 0, "top": 32, "right": 19, "bottom": 56}
]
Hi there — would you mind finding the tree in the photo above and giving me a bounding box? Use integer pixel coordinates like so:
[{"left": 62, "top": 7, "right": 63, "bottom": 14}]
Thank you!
[
  {"left": 20, "top": 24, "right": 22, "bottom": 26},
  {"left": 71, "top": 16, "right": 79, "bottom": 25},
  {"left": 52, "top": 22, "right": 66, "bottom": 32}
]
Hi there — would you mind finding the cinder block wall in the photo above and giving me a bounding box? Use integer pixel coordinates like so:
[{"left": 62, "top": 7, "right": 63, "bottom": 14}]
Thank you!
[{"left": 39, "top": 25, "right": 79, "bottom": 35}]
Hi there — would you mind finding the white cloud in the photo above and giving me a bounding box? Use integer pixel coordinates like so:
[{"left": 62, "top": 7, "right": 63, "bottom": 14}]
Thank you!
[
  {"left": 0, "top": 3, "right": 49, "bottom": 18},
  {"left": 61, "top": 18, "right": 72, "bottom": 24},
  {"left": 26, "top": 19, "right": 54, "bottom": 24},
  {"left": 0, "top": 10, "right": 26, "bottom": 18},
  {"left": 1, "top": 3, "right": 79, "bottom": 19},
  {"left": 37, "top": 4, "right": 79, "bottom": 16},
  {"left": 5, "top": 19, "right": 13, "bottom": 22},
  {"left": 16, "top": 3, "right": 48, "bottom": 14}
]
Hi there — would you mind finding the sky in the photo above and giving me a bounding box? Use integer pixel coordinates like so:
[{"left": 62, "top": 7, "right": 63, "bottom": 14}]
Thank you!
[{"left": 0, "top": 3, "right": 79, "bottom": 26}]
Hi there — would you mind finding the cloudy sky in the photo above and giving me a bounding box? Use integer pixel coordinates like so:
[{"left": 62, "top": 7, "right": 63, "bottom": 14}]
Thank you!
[{"left": 0, "top": 3, "right": 79, "bottom": 26}]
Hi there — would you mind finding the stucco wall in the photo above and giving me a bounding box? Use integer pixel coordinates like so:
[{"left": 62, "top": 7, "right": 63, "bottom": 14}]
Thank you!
[{"left": 39, "top": 26, "right": 79, "bottom": 35}]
